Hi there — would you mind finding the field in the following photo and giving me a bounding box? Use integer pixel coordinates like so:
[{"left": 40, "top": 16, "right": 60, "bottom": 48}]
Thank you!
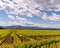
[{"left": 0, "top": 29, "right": 60, "bottom": 48}]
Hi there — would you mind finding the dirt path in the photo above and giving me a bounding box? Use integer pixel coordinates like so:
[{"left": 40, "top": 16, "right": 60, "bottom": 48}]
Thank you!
[
  {"left": 15, "top": 33, "right": 30, "bottom": 42},
  {"left": 0, "top": 32, "right": 13, "bottom": 45}
]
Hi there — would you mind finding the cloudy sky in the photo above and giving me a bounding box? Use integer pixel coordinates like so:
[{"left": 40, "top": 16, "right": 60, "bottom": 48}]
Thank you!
[{"left": 0, "top": 0, "right": 60, "bottom": 28}]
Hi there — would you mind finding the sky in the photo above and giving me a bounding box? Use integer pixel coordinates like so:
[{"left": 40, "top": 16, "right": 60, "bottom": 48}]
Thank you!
[{"left": 0, "top": 0, "right": 60, "bottom": 28}]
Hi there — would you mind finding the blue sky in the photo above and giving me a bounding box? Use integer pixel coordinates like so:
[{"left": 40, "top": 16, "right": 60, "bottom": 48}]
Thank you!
[{"left": 0, "top": 0, "right": 60, "bottom": 28}]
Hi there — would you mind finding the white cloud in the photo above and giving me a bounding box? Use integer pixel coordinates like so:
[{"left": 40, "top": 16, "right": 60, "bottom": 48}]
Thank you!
[
  {"left": 0, "top": 22, "right": 8, "bottom": 26},
  {"left": 0, "top": 0, "right": 39, "bottom": 17},
  {"left": 0, "top": 0, "right": 60, "bottom": 18},
  {"left": 41, "top": 12, "right": 60, "bottom": 21},
  {"left": 0, "top": 0, "right": 53, "bottom": 17},
  {"left": 0, "top": 21, "right": 60, "bottom": 28},
  {"left": 8, "top": 21, "right": 19, "bottom": 25},
  {"left": 55, "top": 4, "right": 60, "bottom": 11},
  {"left": 50, "top": 0, "right": 54, "bottom": 3},
  {"left": 8, "top": 15, "right": 15, "bottom": 20},
  {"left": 16, "top": 16, "right": 27, "bottom": 21},
  {"left": 4, "top": 21, "right": 60, "bottom": 28}
]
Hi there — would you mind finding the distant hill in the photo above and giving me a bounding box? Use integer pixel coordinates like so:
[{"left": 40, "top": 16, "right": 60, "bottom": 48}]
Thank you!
[
  {"left": 1, "top": 25, "right": 60, "bottom": 30},
  {"left": 0, "top": 26, "right": 3, "bottom": 29},
  {"left": 1, "top": 25, "right": 41, "bottom": 29}
]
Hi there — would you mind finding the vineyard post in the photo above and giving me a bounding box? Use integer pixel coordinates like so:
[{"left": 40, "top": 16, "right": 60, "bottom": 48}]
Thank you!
[
  {"left": 48, "top": 43, "right": 50, "bottom": 48},
  {"left": 55, "top": 41, "right": 57, "bottom": 48}
]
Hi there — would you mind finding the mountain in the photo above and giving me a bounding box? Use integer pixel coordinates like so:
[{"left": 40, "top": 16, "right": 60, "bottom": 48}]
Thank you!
[
  {"left": 1, "top": 25, "right": 41, "bottom": 29},
  {"left": 1, "top": 25, "right": 60, "bottom": 30},
  {"left": 0, "top": 26, "right": 3, "bottom": 29}
]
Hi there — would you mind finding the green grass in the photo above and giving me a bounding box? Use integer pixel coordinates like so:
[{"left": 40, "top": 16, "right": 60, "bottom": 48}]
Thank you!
[
  {"left": 16, "top": 29, "right": 60, "bottom": 37},
  {"left": 0, "top": 29, "right": 60, "bottom": 48}
]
